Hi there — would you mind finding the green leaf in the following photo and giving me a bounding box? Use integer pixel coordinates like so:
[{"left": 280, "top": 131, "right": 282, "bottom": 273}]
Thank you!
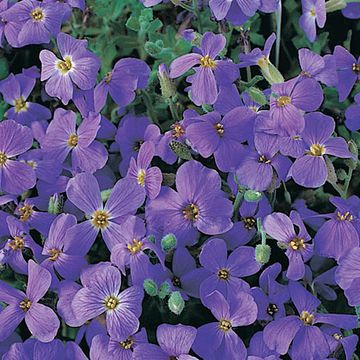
[{"left": 126, "top": 16, "right": 140, "bottom": 31}]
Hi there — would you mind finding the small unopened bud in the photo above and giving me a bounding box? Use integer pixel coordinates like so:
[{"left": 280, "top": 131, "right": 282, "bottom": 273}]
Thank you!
[
  {"left": 158, "top": 64, "right": 176, "bottom": 99},
  {"left": 325, "top": 157, "right": 337, "bottom": 184},
  {"left": 169, "top": 141, "right": 193, "bottom": 160},
  {"left": 284, "top": 190, "right": 292, "bottom": 204},
  {"left": 101, "top": 189, "right": 112, "bottom": 202},
  {"left": 48, "top": 193, "right": 63, "bottom": 214},
  {"left": 325, "top": 0, "right": 346, "bottom": 13},
  {"left": 244, "top": 190, "right": 262, "bottom": 202},
  {"left": 143, "top": 279, "right": 158, "bottom": 297},
  {"left": 348, "top": 139, "right": 358, "bottom": 158},
  {"left": 147, "top": 234, "right": 156, "bottom": 244},
  {"left": 161, "top": 233, "right": 177, "bottom": 252},
  {"left": 336, "top": 169, "right": 348, "bottom": 181},
  {"left": 255, "top": 244, "right": 271, "bottom": 265},
  {"left": 168, "top": 291, "right": 185, "bottom": 315},
  {"left": 259, "top": 61, "right": 284, "bottom": 85},
  {"left": 158, "top": 282, "right": 171, "bottom": 299}
]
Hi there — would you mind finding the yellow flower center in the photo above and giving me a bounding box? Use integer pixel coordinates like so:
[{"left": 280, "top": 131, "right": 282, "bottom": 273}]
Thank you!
[
  {"left": 18, "top": 204, "right": 33, "bottom": 222},
  {"left": 91, "top": 209, "right": 110, "bottom": 229},
  {"left": 27, "top": 160, "right": 37, "bottom": 169},
  {"left": 243, "top": 217, "right": 256, "bottom": 230},
  {"left": 48, "top": 248, "right": 61, "bottom": 261},
  {"left": 171, "top": 123, "right": 185, "bottom": 139},
  {"left": 333, "top": 333, "right": 343, "bottom": 341},
  {"left": 289, "top": 237, "right": 306, "bottom": 251},
  {"left": 309, "top": 8, "right": 316, "bottom": 17},
  {"left": 276, "top": 96, "right": 291, "bottom": 107},
  {"left": 267, "top": 303, "right": 279, "bottom": 316},
  {"left": 217, "top": 268, "right": 230, "bottom": 280},
  {"left": 200, "top": 55, "right": 217, "bottom": 69},
  {"left": 0, "top": 152, "right": 7, "bottom": 166},
  {"left": 337, "top": 211, "right": 353, "bottom": 222},
  {"left": 172, "top": 276, "right": 181, "bottom": 287},
  {"left": 105, "top": 72, "right": 112, "bottom": 84},
  {"left": 67, "top": 133, "right": 78, "bottom": 147},
  {"left": 20, "top": 298, "right": 32, "bottom": 312},
  {"left": 352, "top": 63, "right": 360, "bottom": 74},
  {"left": 137, "top": 169, "right": 146, "bottom": 186},
  {"left": 127, "top": 239, "right": 143, "bottom": 255},
  {"left": 14, "top": 97, "right": 28, "bottom": 113},
  {"left": 300, "top": 70, "right": 312, "bottom": 78},
  {"left": 8, "top": 236, "right": 25, "bottom": 251},
  {"left": 300, "top": 310, "right": 314, "bottom": 325},
  {"left": 258, "top": 155, "right": 271, "bottom": 164},
  {"left": 104, "top": 295, "right": 119, "bottom": 310},
  {"left": 30, "top": 8, "right": 44, "bottom": 21},
  {"left": 119, "top": 337, "right": 134, "bottom": 350},
  {"left": 218, "top": 319, "right": 232, "bottom": 332},
  {"left": 214, "top": 123, "right": 224, "bottom": 136},
  {"left": 183, "top": 203, "right": 199, "bottom": 222},
  {"left": 308, "top": 143, "right": 326, "bottom": 156},
  {"left": 57, "top": 56, "right": 73, "bottom": 74}
]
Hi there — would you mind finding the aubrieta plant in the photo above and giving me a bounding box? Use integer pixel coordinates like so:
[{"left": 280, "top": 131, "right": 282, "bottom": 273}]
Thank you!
[{"left": 0, "top": 0, "right": 360, "bottom": 359}]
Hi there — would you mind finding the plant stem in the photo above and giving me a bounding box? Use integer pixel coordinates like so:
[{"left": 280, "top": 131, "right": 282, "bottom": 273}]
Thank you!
[
  {"left": 142, "top": 91, "right": 159, "bottom": 125},
  {"left": 275, "top": 1, "right": 282, "bottom": 69},
  {"left": 192, "top": 0, "right": 203, "bottom": 33}
]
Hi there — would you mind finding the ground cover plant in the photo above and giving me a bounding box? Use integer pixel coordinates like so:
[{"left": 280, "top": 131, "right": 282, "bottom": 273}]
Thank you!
[{"left": 0, "top": 0, "right": 360, "bottom": 359}]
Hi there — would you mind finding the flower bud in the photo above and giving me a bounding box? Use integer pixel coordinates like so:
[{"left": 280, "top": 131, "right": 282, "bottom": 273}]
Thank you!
[
  {"left": 143, "top": 279, "right": 158, "bottom": 297},
  {"left": 161, "top": 233, "right": 177, "bottom": 252},
  {"left": 48, "top": 194, "right": 63, "bottom": 214},
  {"left": 169, "top": 141, "right": 193, "bottom": 160},
  {"left": 101, "top": 189, "right": 112, "bottom": 202},
  {"left": 168, "top": 291, "right": 185, "bottom": 315},
  {"left": 244, "top": 190, "right": 262, "bottom": 202},
  {"left": 325, "top": 157, "right": 337, "bottom": 184},
  {"left": 158, "top": 63, "right": 176, "bottom": 99},
  {"left": 325, "top": 0, "right": 346, "bottom": 13},
  {"left": 255, "top": 244, "right": 271, "bottom": 265},
  {"left": 259, "top": 60, "right": 284, "bottom": 85},
  {"left": 158, "top": 281, "right": 171, "bottom": 299}
]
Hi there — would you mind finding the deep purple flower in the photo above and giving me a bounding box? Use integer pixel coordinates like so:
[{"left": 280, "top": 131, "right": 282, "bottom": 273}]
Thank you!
[
  {"left": 192, "top": 290, "right": 258, "bottom": 359},
  {"left": 298, "top": 48, "right": 338, "bottom": 87},
  {"left": 336, "top": 247, "right": 360, "bottom": 306},
  {"left": 263, "top": 211, "right": 313, "bottom": 280},
  {"left": 209, "top": 0, "right": 260, "bottom": 22},
  {"left": 0, "top": 73, "right": 51, "bottom": 125},
  {"left": 127, "top": 141, "right": 162, "bottom": 200},
  {"left": 0, "top": 216, "right": 43, "bottom": 275},
  {"left": 72, "top": 264, "right": 143, "bottom": 341},
  {"left": 42, "top": 109, "right": 108, "bottom": 173},
  {"left": 95, "top": 58, "right": 150, "bottom": 110},
  {"left": 0, "top": 120, "right": 36, "bottom": 195},
  {"left": 0, "top": 260, "right": 60, "bottom": 342},
  {"left": 5, "top": 0, "right": 64, "bottom": 46},
  {"left": 146, "top": 160, "right": 233, "bottom": 246},
  {"left": 247, "top": 331, "right": 281, "bottom": 360},
  {"left": 342, "top": 2, "right": 360, "bottom": 19},
  {"left": 40, "top": 32, "right": 100, "bottom": 105},
  {"left": 66, "top": 172, "right": 145, "bottom": 252},
  {"left": 333, "top": 46, "right": 360, "bottom": 102},
  {"left": 289, "top": 112, "right": 353, "bottom": 188},
  {"left": 115, "top": 114, "right": 160, "bottom": 176},
  {"left": 299, "top": 0, "right": 326, "bottom": 42},
  {"left": 186, "top": 107, "right": 252, "bottom": 172},
  {"left": 263, "top": 281, "right": 357, "bottom": 359},
  {"left": 199, "top": 238, "right": 260, "bottom": 299},
  {"left": 133, "top": 324, "right": 197, "bottom": 359},
  {"left": 345, "top": 93, "right": 360, "bottom": 131},
  {"left": 170, "top": 32, "right": 239, "bottom": 106},
  {"left": 270, "top": 77, "right": 323, "bottom": 136}
]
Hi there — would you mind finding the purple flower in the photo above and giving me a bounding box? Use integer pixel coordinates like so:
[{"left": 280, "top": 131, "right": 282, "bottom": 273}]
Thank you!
[
  {"left": 91, "top": 329, "right": 148, "bottom": 360},
  {"left": 342, "top": 2, "right": 360, "bottom": 19},
  {"left": 298, "top": 48, "right": 338, "bottom": 87},
  {"left": 95, "top": 58, "right": 150, "bottom": 110},
  {"left": 169, "top": 32, "right": 239, "bottom": 106},
  {"left": 251, "top": 263, "right": 289, "bottom": 322},
  {"left": 133, "top": 324, "right": 197, "bottom": 359},
  {"left": 270, "top": 77, "right": 323, "bottom": 136},
  {"left": 192, "top": 290, "right": 258, "bottom": 359},
  {"left": 0, "top": 73, "right": 51, "bottom": 125},
  {"left": 72, "top": 264, "right": 143, "bottom": 341},
  {"left": 334, "top": 46, "right": 360, "bottom": 101},
  {"left": 186, "top": 107, "right": 253, "bottom": 172},
  {"left": 299, "top": 0, "right": 326, "bottom": 42},
  {"left": 42, "top": 109, "right": 108, "bottom": 173},
  {"left": 235, "top": 133, "right": 291, "bottom": 191},
  {"left": 345, "top": 93, "right": 360, "bottom": 131},
  {"left": 289, "top": 112, "right": 353, "bottom": 188},
  {"left": 66, "top": 172, "right": 145, "bottom": 252},
  {"left": 146, "top": 160, "right": 233, "bottom": 246},
  {"left": 199, "top": 238, "right": 260, "bottom": 299},
  {"left": 1, "top": 216, "right": 43, "bottom": 275},
  {"left": 248, "top": 331, "right": 281, "bottom": 360},
  {"left": 0, "top": 120, "right": 36, "bottom": 195},
  {"left": 115, "top": 114, "right": 160, "bottom": 176},
  {"left": 209, "top": 0, "right": 259, "bottom": 22},
  {"left": 263, "top": 211, "right": 313, "bottom": 280},
  {"left": 336, "top": 246, "right": 360, "bottom": 306},
  {"left": 110, "top": 215, "right": 164, "bottom": 285},
  {"left": 5, "top": 0, "right": 64, "bottom": 46},
  {"left": 127, "top": 141, "right": 162, "bottom": 200},
  {"left": 263, "top": 281, "right": 357, "bottom": 359},
  {"left": 0, "top": 260, "right": 60, "bottom": 342},
  {"left": 39, "top": 32, "right": 100, "bottom": 105}
]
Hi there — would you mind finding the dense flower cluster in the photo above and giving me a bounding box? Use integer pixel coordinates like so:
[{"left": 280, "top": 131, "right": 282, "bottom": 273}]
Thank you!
[{"left": 0, "top": 0, "right": 359, "bottom": 359}]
